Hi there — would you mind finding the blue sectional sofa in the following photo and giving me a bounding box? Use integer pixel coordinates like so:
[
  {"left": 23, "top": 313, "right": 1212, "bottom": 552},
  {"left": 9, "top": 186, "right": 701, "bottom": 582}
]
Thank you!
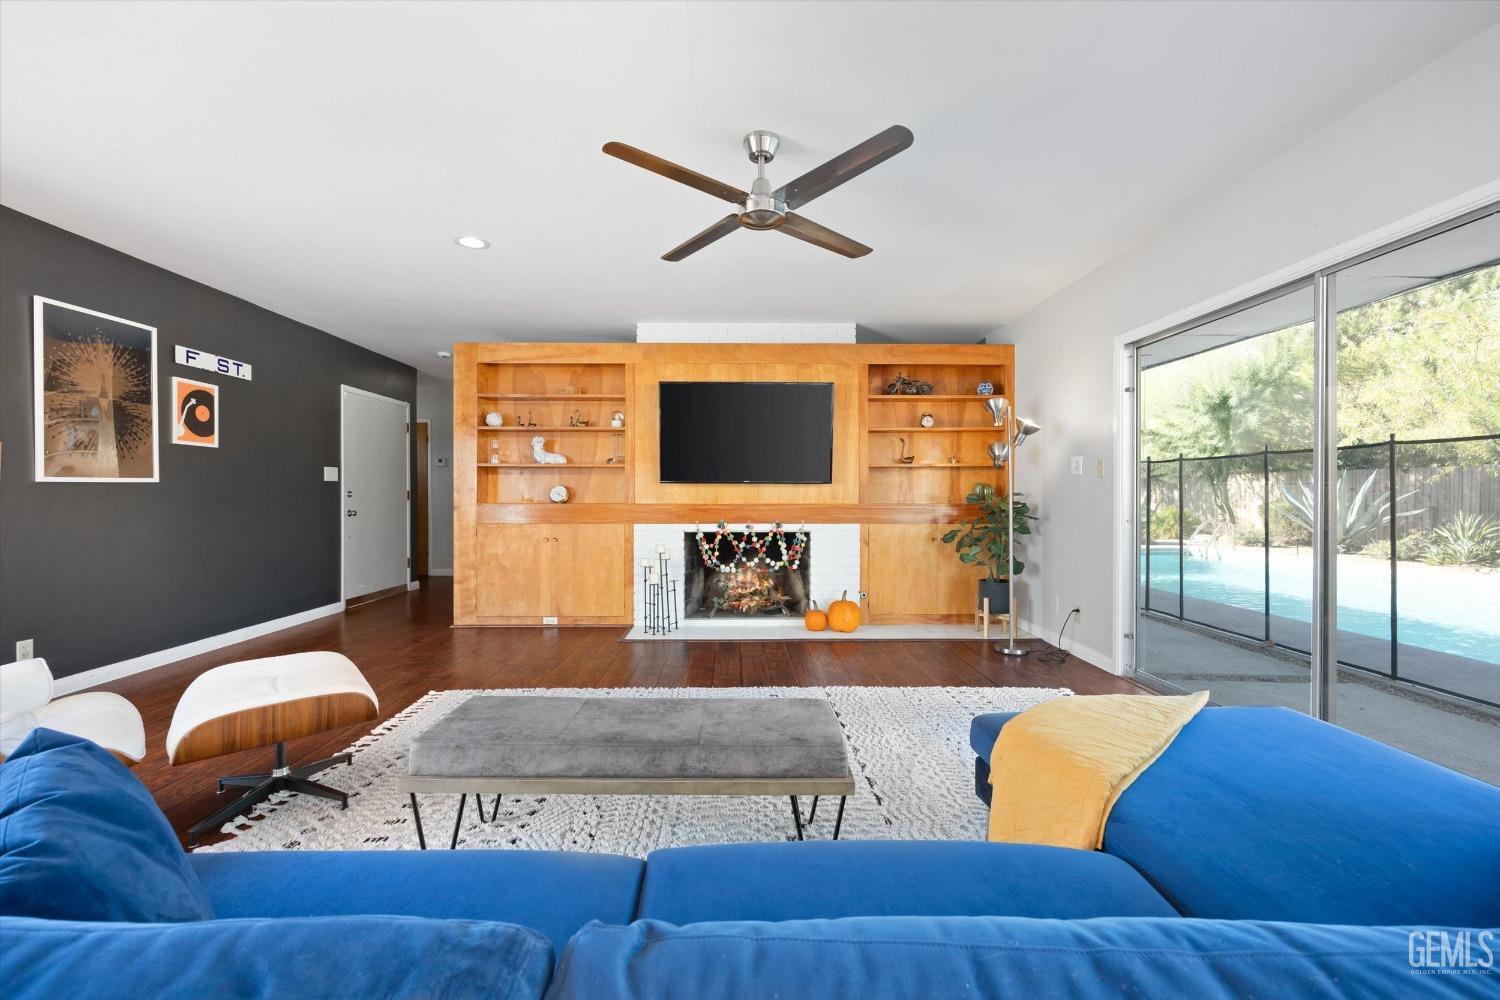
[{"left": 3, "top": 711, "right": 1497, "bottom": 998}]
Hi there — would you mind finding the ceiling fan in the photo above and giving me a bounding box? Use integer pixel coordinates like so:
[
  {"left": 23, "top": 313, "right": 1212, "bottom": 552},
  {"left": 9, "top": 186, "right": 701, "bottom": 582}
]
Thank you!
[{"left": 602, "top": 125, "right": 914, "bottom": 261}]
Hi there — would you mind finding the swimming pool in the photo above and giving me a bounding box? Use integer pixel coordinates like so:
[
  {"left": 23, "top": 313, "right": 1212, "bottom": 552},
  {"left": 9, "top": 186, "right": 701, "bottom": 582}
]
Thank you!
[{"left": 1142, "top": 546, "right": 1500, "bottom": 664}]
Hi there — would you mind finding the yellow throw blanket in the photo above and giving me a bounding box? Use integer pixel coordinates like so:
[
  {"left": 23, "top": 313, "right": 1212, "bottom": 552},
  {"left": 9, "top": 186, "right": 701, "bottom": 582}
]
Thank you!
[{"left": 987, "top": 691, "right": 1209, "bottom": 850}]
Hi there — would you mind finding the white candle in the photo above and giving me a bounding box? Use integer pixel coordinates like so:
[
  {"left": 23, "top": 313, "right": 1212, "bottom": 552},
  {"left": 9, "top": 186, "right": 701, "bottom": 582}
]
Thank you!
[
  {"left": 641, "top": 559, "right": 651, "bottom": 569},
  {"left": 649, "top": 568, "right": 661, "bottom": 583},
  {"left": 656, "top": 544, "right": 667, "bottom": 555}
]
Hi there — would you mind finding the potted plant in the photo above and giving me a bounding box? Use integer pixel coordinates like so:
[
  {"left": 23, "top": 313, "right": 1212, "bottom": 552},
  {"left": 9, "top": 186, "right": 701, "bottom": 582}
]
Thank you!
[{"left": 941, "top": 483, "right": 1036, "bottom": 613}]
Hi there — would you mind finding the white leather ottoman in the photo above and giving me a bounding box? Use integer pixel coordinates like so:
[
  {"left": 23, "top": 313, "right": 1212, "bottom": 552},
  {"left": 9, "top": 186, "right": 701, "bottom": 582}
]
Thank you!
[{"left": 167, "top": 651, "right": 378, "bottom": 846}]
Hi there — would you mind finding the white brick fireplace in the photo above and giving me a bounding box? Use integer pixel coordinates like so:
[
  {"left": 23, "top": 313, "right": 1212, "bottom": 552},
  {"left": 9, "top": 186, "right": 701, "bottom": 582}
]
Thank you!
[{"left": 633, "top": 524, "right": 860, "bottom": 629}]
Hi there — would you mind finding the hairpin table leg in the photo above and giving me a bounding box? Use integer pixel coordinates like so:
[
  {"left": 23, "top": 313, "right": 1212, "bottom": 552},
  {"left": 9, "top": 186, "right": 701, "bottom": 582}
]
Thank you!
[{"left": 410, "top": 793, "right": 426, "bottom": 850}]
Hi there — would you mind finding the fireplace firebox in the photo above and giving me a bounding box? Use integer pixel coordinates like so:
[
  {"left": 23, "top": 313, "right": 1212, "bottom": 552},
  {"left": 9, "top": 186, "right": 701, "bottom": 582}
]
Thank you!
[{"left": 682, "top": 533, "right": 811, "bottom": 618}]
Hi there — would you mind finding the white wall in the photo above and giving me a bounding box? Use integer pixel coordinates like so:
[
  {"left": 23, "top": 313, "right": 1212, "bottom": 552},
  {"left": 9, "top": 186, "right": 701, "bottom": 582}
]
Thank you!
[
  {"left": 636, "top": 323, "right": 855, "bottom": 343},
  {"left": 992, "top": 27, "right": 1500, "bottom": 672},
  {"left": 415, "top": 372, "right": 454, "bottom": 574}
]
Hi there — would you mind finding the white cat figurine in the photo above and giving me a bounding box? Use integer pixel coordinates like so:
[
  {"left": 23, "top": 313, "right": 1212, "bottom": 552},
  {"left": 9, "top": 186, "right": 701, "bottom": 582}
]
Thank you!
[{"left": 532, "top": 436, "right": 568, "bottom": 464}]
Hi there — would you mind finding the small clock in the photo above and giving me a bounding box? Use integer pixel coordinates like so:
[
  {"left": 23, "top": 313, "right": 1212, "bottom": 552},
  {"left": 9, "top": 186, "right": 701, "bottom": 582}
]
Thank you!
[
  {"left": 919, "top": 412, "right": 935, "bottom": 428},
  {"left": 548, "top": 484, "right": 571, "bottom": 504}
]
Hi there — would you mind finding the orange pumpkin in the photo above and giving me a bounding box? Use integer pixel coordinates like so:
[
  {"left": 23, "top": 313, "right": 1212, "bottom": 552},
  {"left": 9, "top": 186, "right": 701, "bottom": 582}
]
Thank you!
[
  {"left": 804, "top": 600, "right": 828, "bottom": 632},
  {"left": 828, "top": 590, "right": 861, "bottom": 633}
]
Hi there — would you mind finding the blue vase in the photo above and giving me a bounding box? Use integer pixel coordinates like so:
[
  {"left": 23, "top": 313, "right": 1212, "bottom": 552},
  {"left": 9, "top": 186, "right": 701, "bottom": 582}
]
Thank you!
[{"left": 976, "top": 381, "right": 994, "bottom": 396}]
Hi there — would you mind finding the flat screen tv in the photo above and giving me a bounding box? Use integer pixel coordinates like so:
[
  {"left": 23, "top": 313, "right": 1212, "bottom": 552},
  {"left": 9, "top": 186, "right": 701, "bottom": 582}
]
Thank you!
[{"left": 658, "top": 382, "right": 834, "bottom": 484}]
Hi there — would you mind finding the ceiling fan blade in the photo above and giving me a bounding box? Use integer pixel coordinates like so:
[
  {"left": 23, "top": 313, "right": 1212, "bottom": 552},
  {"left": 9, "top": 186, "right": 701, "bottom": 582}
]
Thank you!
[
  {"left": 775, "top": 125, "right": 913, "bottom": 211},
  {"left": 603, "top": 142, "right": 748, "bottom": 205},
  {"left": 663, "top": 214, "right": 743, "bottom": 261},
  {"left": 778, "top": 213, "right": 872, "bottom": 258}
]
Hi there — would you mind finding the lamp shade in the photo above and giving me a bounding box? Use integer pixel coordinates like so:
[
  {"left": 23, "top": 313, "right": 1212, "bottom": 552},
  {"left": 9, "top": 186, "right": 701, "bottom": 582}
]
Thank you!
[
  {"left": 985, "top": 396, "right": 1009, "bottom": 427},
  {"left": 1012, "top": 417, "right": 1041, "bottom": 446},
  {"left": 988, "top": 441, "right": 1010, "bottom": 468}
]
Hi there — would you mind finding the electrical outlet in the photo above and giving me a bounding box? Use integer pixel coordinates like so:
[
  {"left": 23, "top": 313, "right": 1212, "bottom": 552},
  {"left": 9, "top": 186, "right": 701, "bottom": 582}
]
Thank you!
[
  {"left": 323, "top": 466, "right": 339, "bottom": 482},
  {"left": 1095, "top": 459, "right": 1105, "bottom": 478},
  {"left": 1074, "top": 608, "right": 1083, "bottom": 624},
  {"left": 542, "top": 616, "right": 559, "bottom": 625},
  {"left": 1070, "top": 456, "right": 1084, "bottom": 476},
  {"left": 16, "top": 639, "right": 34, "bottom": 660}
]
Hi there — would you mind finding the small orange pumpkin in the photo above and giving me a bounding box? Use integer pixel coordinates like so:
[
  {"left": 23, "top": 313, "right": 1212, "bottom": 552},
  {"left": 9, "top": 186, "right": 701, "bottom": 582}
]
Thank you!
[
  {"left": 828, "top": 590, "right": 861, "bottom": 633},
  {"left": 804, "top": 600, "right": 828, "bottom": 632}
]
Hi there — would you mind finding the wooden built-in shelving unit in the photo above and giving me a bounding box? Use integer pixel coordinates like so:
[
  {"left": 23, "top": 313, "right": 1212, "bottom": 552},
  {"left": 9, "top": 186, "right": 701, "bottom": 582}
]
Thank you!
[{"left": 453, "top": 343, "right": 1014, "bottom": 627}]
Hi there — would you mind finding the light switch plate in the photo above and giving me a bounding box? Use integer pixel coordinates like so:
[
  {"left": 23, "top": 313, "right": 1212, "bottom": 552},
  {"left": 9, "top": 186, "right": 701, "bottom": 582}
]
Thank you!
[
  {"left": 16, "top": 639, "right": 34, "bottom": 660},
  {"left": 323, "top": 466, "right": 339, "bottom": 482},
  {"left": 436, "top": 456, "right": 448, "bottom": 467},
  {"left": 1096, "top": 459, "right": 1106, "bottom": 478},
  {"left": 1070, "top": 456, "right": 1084, "bottom": 476}
]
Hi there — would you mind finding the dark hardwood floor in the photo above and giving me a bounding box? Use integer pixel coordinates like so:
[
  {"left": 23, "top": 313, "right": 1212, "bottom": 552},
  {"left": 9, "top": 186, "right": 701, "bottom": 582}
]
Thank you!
[{"left": 97, "top": 577, "right": 1148, "bottom": 843}]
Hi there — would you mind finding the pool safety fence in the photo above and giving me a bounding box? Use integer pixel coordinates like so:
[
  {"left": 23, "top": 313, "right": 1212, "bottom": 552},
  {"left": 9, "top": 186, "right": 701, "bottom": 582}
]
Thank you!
[{"left": 1141, "top": 433, "right": 1499, "bottom": 709}]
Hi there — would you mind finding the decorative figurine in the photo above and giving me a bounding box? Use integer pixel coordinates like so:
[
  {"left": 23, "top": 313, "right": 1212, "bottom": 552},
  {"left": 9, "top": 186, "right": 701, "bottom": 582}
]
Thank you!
[
  {"left": 886, "top": 372, "right": 933, "bottom": 395},
  {"left": 548, "top": 484, "right": 571, "bottom": 503},
  {"left": 569, "top": 408, "right": 591, "bottom": 427},
  {"left": 532, "top": 436, "right": 568, "bottom": 464},
  {"left": 484, "top": 411, "right": 503, "bottom": 427},
  {"left": 976, "top": 381, "right": 995, "bottom": 396},
  {"left": 919, "top": 412, "right": 935, "bottom": 428},
  {"left": 897, "top": 438, "right": 915, "bottom": 464},
  {"left": 610, "top": 411, "right": 625, "bottom": 428}
]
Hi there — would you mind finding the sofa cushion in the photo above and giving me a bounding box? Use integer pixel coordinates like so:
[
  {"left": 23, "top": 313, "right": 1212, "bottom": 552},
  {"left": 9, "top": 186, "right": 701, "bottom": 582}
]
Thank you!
[
  {"left": 1104, "top": 706, "right": 1500, "bottom": 927},
  {"left": 191, "top": 847, "right": 643, "bottom": 956},
  {"left": 0, "top": 913, "right": 552, "bottom": 1000},
  {"left": 549, "top": 915, "right": 1468, "bottom": 1000},
  {"left": 0, "top": 729, "right": 212, "bottom": 923},
  {"left": 635, "top": 841, "right": 1177, "bottom": 923}
]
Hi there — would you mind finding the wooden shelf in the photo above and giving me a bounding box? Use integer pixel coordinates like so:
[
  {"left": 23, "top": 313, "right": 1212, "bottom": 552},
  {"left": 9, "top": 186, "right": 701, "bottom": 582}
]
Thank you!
[
  {"left": 478, "top": 426, "right": 627, "bottom": 432},
  {"left": 867, "top": 395, "right": 1002, "bottom": 402},
  {"left": 479, "top": 463, "right": 627, "bottom": 469},
  {"left": 868, "top": 426, "right": 1002, "bottom": 433},
  {"left": 478, "top": 393, "right": 625, "bottom": 401},
  {"left": 869, "top": 463, "right": 997, "bottom": 469}
]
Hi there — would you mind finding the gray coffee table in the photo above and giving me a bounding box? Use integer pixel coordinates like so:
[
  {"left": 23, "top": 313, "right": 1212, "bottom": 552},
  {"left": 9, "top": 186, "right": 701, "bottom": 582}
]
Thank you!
[{"left": 398, "top": 695, "right": 855, "bottom": 849}]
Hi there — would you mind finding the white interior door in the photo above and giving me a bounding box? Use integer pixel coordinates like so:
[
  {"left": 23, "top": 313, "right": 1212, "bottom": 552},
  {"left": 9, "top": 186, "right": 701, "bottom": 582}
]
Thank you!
[{"left": 342, "top": 387, "right": 409, "bottom": 600}]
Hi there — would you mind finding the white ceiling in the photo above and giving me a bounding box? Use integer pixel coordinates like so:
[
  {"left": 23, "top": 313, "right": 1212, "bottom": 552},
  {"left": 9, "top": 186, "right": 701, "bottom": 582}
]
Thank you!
[{"left": 3, "top": 1, "right": 1496, "bottom": 378}]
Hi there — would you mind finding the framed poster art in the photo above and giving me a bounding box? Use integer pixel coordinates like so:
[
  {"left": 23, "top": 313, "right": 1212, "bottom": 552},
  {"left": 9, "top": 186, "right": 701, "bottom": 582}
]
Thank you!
[
  {"left": 171, "top": 376, "right": 219, "bottom": 447},
  {"left": 33, "top": 296, "right": 159, "bottom": 482}
]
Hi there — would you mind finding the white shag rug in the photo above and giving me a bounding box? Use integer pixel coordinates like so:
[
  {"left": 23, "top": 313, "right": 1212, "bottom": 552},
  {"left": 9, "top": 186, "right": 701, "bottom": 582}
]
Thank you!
[{"left": 195, "top": 685, "right": 1069, "bottom": 857}]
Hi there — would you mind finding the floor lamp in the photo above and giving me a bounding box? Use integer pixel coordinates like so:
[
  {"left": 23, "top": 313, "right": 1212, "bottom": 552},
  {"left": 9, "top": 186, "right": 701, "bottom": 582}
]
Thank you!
[{"left": 985, "top": 397, "right": 1042, "bottom": 656}]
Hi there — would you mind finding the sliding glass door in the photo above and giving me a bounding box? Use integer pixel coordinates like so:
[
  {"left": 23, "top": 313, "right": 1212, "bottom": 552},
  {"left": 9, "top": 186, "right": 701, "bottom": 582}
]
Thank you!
[
  {"left": 1130, "top": 203, "right": 1499, "bottom": 785},
  {"left": 1330, "top": 212, "right": 1500, "bottom": 782},
  {"left": 1135, "top": 285, "right": 1315, "bottom": 713}
]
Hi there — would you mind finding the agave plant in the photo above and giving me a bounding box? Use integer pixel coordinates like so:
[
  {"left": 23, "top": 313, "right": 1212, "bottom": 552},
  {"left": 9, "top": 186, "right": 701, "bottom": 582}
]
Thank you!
[
  {"left": 1278, "top": 472, "right": 1423, "bottom": 553},
  {"left": 1427, "top": 512, "right": 1500, "bottom": 566}
]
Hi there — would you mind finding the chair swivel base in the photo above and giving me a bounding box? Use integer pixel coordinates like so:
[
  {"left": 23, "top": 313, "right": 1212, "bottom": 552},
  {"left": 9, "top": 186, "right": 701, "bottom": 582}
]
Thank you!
[{"left": 187, "top": 741, "right": 352, "bottom": 847}]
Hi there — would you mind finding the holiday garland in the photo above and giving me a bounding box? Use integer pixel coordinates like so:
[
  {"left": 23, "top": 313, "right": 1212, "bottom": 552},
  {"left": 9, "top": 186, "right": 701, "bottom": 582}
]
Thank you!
[{"left": 695, "top": 522, "right": 807, "bottom": 572}]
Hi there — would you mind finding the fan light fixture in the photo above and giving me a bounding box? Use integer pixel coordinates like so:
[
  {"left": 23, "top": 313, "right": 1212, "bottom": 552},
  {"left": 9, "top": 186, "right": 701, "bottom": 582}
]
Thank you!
[
  {"left": 603, "top": 125, "right": 914, "bottom": 260},
  {"left": 455, "top": 236, "right": 490, "bottom": 249}
]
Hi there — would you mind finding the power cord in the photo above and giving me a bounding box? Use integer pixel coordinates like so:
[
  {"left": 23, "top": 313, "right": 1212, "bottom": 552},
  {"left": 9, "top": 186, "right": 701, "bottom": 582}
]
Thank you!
[{"left": 1036, "top": 608, "right": 1080, "bottom": 664}]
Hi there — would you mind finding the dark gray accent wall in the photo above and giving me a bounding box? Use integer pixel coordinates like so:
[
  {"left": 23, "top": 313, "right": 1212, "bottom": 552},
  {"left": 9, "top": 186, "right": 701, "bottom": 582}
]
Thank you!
[{"left": 0, "top": 207, "right": 417, "bottom": 679}]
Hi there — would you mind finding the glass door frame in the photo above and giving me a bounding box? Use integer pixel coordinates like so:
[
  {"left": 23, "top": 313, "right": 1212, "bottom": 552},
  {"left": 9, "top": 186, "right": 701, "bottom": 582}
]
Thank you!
[{"left": 1119, "top": 199, "right": 1500, "bottom": 722}]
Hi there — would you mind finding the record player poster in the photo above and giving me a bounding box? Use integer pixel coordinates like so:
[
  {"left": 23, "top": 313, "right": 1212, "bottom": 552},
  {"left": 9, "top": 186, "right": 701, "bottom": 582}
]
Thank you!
[
  {"left": 171, "top": 376, "right": 218, "bottom": 448},
  {"left": 34, "top": 296, "right": 160, "bottom": 481}
]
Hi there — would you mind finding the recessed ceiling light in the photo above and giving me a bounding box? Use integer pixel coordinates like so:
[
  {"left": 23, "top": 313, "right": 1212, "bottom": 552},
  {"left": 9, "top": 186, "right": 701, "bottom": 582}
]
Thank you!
[{"left": 455, "top": 235, "right": 489, "bottom": 250}]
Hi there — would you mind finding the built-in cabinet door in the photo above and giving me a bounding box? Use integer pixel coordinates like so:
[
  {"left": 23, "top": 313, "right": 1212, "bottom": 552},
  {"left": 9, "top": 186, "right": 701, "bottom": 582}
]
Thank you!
[
  {"left": 863, "top": 523, "right": 982, "bottom": 621},
  {"left": 476, "top": 522, "right": 628, "bottom": 621},
  {"left": 546, "top": 524, "right": 628, "bottom": 618},
  {"left": 477, "top": 523, "right": 549, "bottom": 618}
]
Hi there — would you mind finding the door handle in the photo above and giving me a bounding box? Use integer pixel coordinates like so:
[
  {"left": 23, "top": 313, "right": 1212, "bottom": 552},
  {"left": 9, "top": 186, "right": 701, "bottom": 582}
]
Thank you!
[{"left": 346, "top": 510, "right": 358, "bottom": 517}]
